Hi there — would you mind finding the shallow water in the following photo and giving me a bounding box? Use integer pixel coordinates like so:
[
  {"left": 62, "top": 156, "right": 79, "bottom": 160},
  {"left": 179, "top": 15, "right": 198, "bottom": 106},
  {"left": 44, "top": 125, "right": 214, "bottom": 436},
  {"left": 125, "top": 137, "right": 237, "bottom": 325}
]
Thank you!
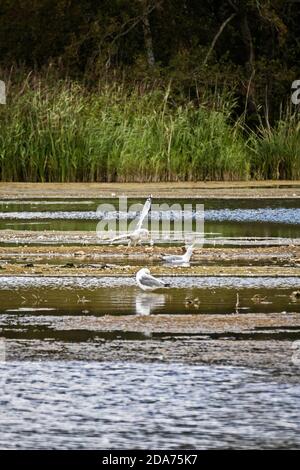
[
  {"left": 1, "top": 276, "right": 300, "bottom": 355},
  {"left": 0, "top": 282, "right": 300, "bottom": 317},
  {"left": 1, "top": 198, "right": 300, "bottom": 245},
  {"left": 1, "top": 195, "right": 300, "bottom": 449},
  {"left": 0, "top": 361, "right": 300, "bottom": 449},
  {"left": 1, "top": 197, "right": 300, "bottom": 212}
]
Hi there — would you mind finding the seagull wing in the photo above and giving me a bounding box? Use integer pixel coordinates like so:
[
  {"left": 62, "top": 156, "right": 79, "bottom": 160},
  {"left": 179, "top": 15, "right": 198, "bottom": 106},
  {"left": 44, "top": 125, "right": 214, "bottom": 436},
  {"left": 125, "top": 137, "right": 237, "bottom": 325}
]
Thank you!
[
  {"left": 136, "top": 196, "right": 152, "bottom": 231},
  {"left": 162, "top": 254, "right": 183, "bottom": 263},
  {"left": 140, "top": 272, "right": 165, "bottom": 288},
  {"left": 109, "top": 233, "right": 131, "bottom": 242}
]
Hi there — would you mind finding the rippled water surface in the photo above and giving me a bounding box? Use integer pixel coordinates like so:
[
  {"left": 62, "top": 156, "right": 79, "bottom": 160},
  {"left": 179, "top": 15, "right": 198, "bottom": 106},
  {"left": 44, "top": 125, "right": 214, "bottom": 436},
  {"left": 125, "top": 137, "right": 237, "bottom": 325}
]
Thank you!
[
  {"left": 0, "top": 361, "right": 300, "bottom": 449},
  {"left": 1, "top": 198, "right": 300, "bottom": 244}
]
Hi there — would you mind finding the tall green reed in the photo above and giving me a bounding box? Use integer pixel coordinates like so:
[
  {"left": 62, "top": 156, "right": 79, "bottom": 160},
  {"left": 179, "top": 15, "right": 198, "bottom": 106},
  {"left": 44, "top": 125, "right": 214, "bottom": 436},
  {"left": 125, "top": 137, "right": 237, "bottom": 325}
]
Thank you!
[
  {"left": 249, "top": 106, "right": 300, "bottom": 180},
  {"left": 4, "top": 74, "right": 294, "bottom": 182}
]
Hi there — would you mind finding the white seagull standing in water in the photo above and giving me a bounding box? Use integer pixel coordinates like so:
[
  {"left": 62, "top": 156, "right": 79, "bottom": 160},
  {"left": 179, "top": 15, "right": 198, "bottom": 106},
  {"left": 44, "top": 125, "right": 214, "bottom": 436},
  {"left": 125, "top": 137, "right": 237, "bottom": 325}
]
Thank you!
[
  {"left": 110, "top": 195, "right": 152, "bottom": 246},
  {"left": 136, "top": 268, "right": 170, "bottom": 291},
  {"left": 160, "top": 242, "right": 196, "bottom": 265}
]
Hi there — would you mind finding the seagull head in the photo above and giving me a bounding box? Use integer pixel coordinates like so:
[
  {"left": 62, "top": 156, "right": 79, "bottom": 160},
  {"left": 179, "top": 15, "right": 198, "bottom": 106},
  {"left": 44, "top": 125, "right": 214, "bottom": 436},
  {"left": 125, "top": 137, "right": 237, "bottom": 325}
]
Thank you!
[
  {"left": 137, "top": 268, "right": 151, "bottom": 276},
  {"left": 142, "top": 268, "right": 151, "bottom": 275},
  {"left": 136, "top": 267, "right": 151, "bottom": 281}
]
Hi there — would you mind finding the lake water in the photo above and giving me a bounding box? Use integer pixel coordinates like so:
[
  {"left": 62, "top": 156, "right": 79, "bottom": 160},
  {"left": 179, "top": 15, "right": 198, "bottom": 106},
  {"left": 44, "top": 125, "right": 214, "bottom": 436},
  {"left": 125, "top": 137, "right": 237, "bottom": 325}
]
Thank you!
[
  {"left": 1, "top": 276, "right": 300, "bottom": 318},
  {"left": 0, "top": 361, "right": 300, "bottom": 449},
  {"left": 1, "top": 196, "right": 300, "bottom": 449},
  {"left": 0, "top": 198, "right": 300, "bottom": 245}
]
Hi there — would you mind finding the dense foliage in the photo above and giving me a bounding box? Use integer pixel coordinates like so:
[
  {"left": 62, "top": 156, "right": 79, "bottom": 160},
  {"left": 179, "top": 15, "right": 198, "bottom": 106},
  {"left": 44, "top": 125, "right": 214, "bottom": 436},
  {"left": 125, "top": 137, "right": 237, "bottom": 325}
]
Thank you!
[{"left": 0, "top": 0, "right": 299, "bottom": 181}]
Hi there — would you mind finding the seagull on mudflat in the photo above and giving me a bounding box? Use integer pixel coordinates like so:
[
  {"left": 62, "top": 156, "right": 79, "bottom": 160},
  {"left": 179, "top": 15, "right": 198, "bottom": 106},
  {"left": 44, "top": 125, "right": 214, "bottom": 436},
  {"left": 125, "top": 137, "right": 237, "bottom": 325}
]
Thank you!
[
  {"left": 160, "top": 242, "right": 196, "bottom": 265},
  {"left": 136, "top": 268, "right": 170, "bottom": 291},
  {"left": 110, "top": 195, "right": 152, "bottom": 246}
]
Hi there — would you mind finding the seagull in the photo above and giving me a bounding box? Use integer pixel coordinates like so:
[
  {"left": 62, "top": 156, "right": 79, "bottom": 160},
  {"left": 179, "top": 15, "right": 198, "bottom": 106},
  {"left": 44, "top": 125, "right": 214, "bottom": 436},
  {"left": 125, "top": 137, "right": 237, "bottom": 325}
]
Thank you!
[
  {"left": 160, "top": 242, "right": 195, "bottom": 265},
  {"left": 135, "top": 194, "right": 152, "bottom": 232},
  {"left": 110, "top": 195, "right": 152, "bottom": 246},
  {"left": 136, "top": 268, "right": 170, "bottom": 291}
]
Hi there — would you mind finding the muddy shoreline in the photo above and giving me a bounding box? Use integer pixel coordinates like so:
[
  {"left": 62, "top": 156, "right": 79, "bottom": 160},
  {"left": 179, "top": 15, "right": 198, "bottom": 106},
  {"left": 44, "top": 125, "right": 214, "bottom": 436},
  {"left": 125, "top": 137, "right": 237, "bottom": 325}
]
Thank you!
[
  {"left": 2, "top": 313, "right": 300, "bottom": 374},
  {"left": 1, "top": 181, "right": 300, "bottom": 199},
  {"left": 1, "top": 230, "right": 299, "bottom": 247},
  {"left": 1, "top": 245, "right": 300, "bottom": 277},
  {"left": 1, "top": 263, "right": 300, "bottom": 277}
]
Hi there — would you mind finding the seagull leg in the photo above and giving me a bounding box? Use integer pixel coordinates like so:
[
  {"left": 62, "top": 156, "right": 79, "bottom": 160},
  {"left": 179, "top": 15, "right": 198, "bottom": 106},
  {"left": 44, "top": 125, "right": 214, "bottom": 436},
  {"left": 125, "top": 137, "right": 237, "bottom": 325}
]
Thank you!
[{"left": 124, "top": 239, "right": 131, "bottom": 252}]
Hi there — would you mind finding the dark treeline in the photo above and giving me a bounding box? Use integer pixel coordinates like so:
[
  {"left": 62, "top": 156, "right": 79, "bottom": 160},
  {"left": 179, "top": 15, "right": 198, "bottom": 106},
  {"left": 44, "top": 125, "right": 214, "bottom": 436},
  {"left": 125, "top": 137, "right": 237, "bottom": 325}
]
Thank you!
[
  {"left": 1, "top": 0, "right": 300, "bottom": 120},
  {"left": 0, "top": 0, "right": 300, "bottom": 182}
]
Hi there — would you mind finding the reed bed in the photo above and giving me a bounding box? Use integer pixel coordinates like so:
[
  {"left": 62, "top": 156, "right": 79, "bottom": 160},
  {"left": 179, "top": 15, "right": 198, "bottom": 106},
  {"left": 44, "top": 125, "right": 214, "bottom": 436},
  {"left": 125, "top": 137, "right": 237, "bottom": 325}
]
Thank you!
[
  {"left": 249, "top": 108, "right": 300, "bottom": 180},
  {"left": 0, "top": 77, "right": 298, "bottom": 182}
]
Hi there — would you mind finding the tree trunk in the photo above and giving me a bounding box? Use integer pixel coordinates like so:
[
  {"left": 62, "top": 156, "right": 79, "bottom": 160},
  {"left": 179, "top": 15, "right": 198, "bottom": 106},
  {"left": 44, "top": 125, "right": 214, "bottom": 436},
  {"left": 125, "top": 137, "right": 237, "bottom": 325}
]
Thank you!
[
  {"left": 240, "top": 11, "right": 257, "bottom": 114},
  {"left": 141, "top": 1, "right": 155, "bottom": 67}
]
